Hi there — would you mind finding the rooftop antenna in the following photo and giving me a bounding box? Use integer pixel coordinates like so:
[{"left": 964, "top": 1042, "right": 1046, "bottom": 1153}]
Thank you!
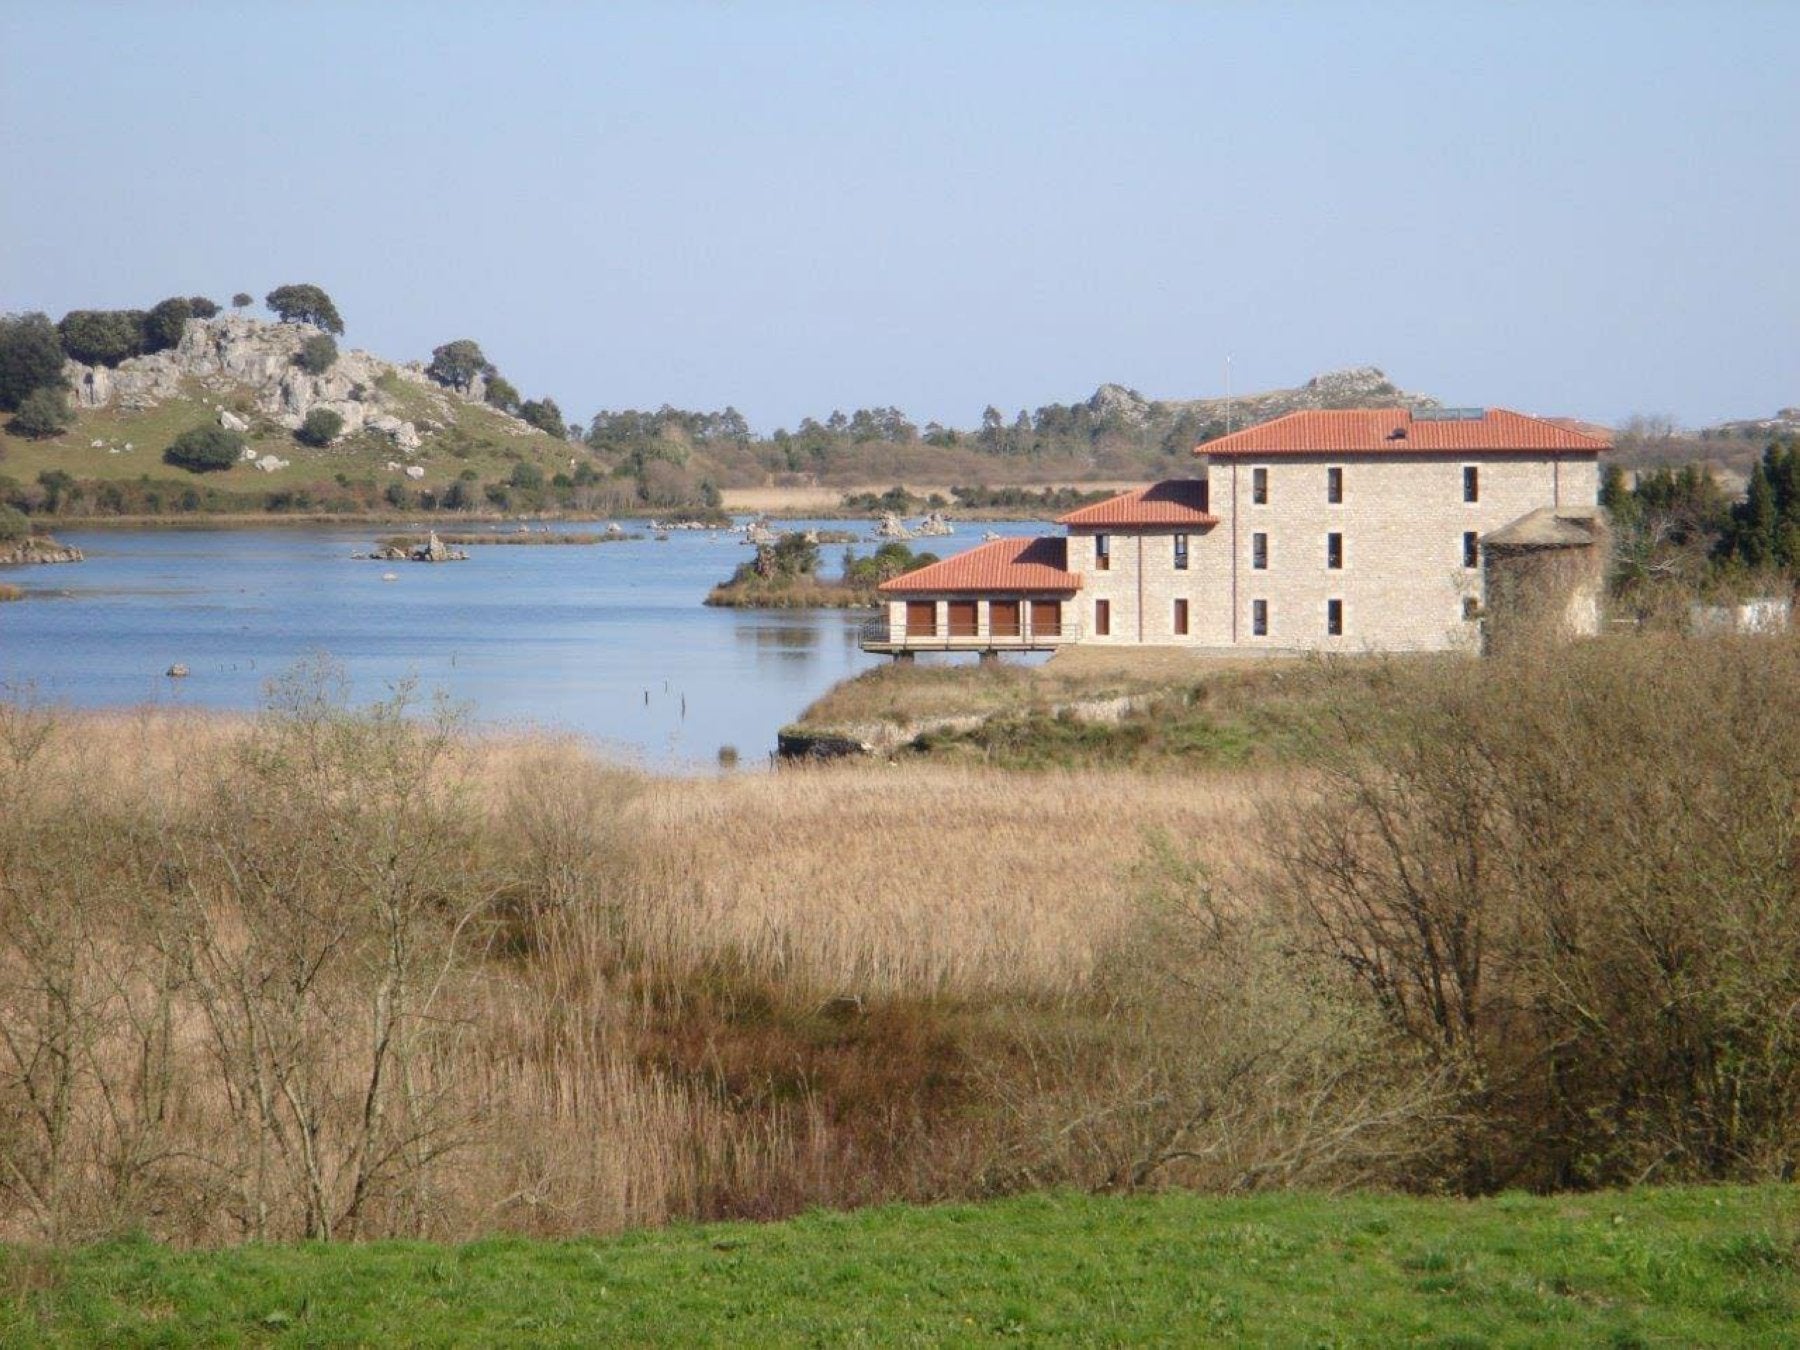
[{"left": 1224, "top": 354, "right": 1235, "bottom": 434}]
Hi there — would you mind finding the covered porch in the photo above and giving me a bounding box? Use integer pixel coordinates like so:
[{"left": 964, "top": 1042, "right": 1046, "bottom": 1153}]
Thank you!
[{"left": 860, "top": 595, "right": 1084, "bottom": 658}]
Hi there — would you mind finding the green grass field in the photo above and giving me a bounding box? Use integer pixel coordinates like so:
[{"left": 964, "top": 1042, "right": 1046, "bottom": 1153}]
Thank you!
[{"left": 3, "top": 1187, "right": 1794, "bottom": 1346}]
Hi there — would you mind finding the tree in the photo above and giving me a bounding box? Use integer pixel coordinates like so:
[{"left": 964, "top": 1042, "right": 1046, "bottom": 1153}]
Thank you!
[
  {"left": 518, "top": 397, "right": 566, "bottom": 438},
  {"left": 36, "top": 470, "right": 75, "bottom": 513},
  {"left": 0, "top": 312, "right": 66, "bottom": 412},
  {"left": 187, "top": 296, "right": 221, "bottom": 319},
  {"left": 143, "top": 297, "right": 193, "bottom": 353},
  {"left": 0, "top": 504, "right": 27, "bottom": 541},
  {"left": 294, "top": 333, "right": 338, "bottom": 375},
  {"left": 483, "top": 374, "right": 521, "bottom": 413},
  {"left": 978, "top": 404, "right": 1005, "bottom": 448},
  {"left": 507, "top": 461, "right": 545, "bottom": 491},
  {"left": 1719, "top": 443, "right": 1800, "bottom": 572},
  {"left": 264, "top": 284, "right": 344, "bottom": 334},
  {"left": 295, "top": 408, "right": 344, "bottom": 448},
  {"left": 57, "top": 310, "right": 146, "bottom": 367},
  {"left": 231, "top": 292, "right": 253, "bottom": 309},
  {"left": 426, "top": 339, "right": 491, "bottom": 393},
  {"left": 163, "top": 425, "right": 245, "bottom": 473},
  {"left": 7, "top": 387, "right": 75, "bottom": 440}
]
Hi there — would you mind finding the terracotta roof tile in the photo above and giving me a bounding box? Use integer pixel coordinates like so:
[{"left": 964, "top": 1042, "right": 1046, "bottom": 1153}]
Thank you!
[
  {"left": 1198, "top": 408, "right": 1611, "bottom": 457},
  {"left": 1057, "top": 479, "right": 1218, "bottom": 527},
  {"left": 878, "top": 536, "right": 1079, "bottom": 594}
]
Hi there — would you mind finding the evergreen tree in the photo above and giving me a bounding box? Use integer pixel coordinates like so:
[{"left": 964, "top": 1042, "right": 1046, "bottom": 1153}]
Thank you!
[
  {"left": 426, "top": 339, "right": 491, "bottom": 393},
  {"left": 264, "top": 284, "right": 345, "bottom": 334},
  {"left": 7, "top": 385, "right": 75, "bottom": 439},
  {"left": 0, "top": 312, "right": 67, "bottom": 411}
]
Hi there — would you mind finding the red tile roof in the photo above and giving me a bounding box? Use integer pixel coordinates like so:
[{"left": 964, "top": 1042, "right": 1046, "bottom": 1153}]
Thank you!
[
  {"left": 1198, "top": 409, "right": 1611, "bottom": 457},
  {"left": 877, "top": 536, "right": 1079, "bottom": 594},
  {"left": 1057, "top": 479, "right": 1218, "bottom": 527}
]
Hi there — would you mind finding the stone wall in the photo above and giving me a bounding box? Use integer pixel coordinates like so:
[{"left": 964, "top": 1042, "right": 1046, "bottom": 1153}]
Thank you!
[
  {"left": 1064, "top": 524, "right": 1231, "bottom": 645},
  {"left": 1215, "top": 452, "right": 1599, "bottom": 652}
]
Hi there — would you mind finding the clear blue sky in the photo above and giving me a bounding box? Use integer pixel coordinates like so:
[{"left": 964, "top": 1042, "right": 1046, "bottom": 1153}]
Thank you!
[{"left": 3, "top": 2, "right": 1795, "bottom": 432}]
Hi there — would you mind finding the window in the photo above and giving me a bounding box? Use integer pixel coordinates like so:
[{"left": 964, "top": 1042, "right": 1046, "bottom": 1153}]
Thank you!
[
  {"left": 1463, "top": 530, "right": 1479, "bottom": 569},
  {"left": 1327, "top": 599, "right": 1343, "bottom": 636},
  {"left": 1462, "top": 596, "right": 1481, "bottom": 621},
  {"left": 1095, "top": 534, "right": 1111, "bottom": 571},
  {"left": 1173, "top": 533, "right": 1189, "bottom": 571},
  {"left": 1327, "top": 467, "right": 1343, "bottom": 504},
  {"left": 1094, "top": 598, "right": 1111, "bottom": 637},
  {"left": 1327, "top": 532, "right": 1343, "bottom": 570},
  {"left": 1463, "top": 465, "right": 1479, "bottom": 503},
  {"left": 1173, "top": 598, "right": 1189, "bottom": 636},
  {"left": 1252, "top": 532, "right": 1268, "bottom": 570},
  {"left": 1251, "top": 599, "right": 1268, "bottom": 637},
  {"left": 1251, "top": 467, "right": 1268, "bottom": 505}
]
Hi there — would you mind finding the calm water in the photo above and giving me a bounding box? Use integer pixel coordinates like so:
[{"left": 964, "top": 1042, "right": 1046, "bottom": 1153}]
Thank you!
[{"left": 0, "top": 519, "right": 1044, "bottom": 769}]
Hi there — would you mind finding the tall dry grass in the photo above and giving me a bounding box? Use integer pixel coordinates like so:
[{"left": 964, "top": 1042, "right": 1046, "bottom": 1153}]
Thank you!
[
  {"left": 0, "top": 685, "right": 1270, "bottom": 1245},
  {"left": 5, "top": 628, "right": 1790, "bottom": 1248}
]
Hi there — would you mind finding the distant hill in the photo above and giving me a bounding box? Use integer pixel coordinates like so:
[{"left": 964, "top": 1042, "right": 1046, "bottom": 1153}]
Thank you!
[
  {"left": 0, "top": 312, "right": 596, "bottom": 518},
  {"left": 7, "top": 301, "right": 1791, "bottom": 518},
  {"left": 1080, "top": 364, "right": 1441, "bottom": 431}
]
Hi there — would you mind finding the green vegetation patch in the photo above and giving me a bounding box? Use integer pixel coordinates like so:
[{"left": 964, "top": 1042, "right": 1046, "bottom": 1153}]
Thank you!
[{"left": 3, "top": 1187, "right": 1794, "bottom": 1345}]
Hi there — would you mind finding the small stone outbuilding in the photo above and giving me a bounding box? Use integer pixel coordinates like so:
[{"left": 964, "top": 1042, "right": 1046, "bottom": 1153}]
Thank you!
[{"left": 1479, "top": 507, "right": 1608, "bottom": 655}]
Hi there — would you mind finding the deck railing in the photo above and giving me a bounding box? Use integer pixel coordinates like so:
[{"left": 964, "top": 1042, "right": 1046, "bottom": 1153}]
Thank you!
[{"left": 858, "top": 615, "right": 1084, "bottom": 652}]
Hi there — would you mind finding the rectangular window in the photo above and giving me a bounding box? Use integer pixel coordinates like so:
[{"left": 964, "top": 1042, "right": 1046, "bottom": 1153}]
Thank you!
[
  {"left": 1173, "top": 533, "right": 1189, "bottom": 571},
  {"left": 1252, "top": 532, "right": 1268, "bottom": 570},
  {"left": 1094, "top": 598, "right": 1111, "bottom": 637},
  {"left": 1327, "top": 467, "right": 1344, "bottom": 503},
  {"left": 1327, "top": 599, "right": 1343, "bottom": 636},
  {"left": 1463, "top": 530, "right": 1479, "bottom": 569},
  {"left": 1463, "top": 465, "right": 1479, "bottom": 503},
  {"left": 1252, "top": 467, "right": 1269, "bottom": 505},
  {"left": 1173, "top": 598, "right": 1189, "bottom": 636},
  {"left": 1463, "top": 596, "right": 1481, "bottom": 621},
  {"left": 1327, "top": 532, "right": 1343, "bottom": 570},
  {"left": 1251, "top": 599, "right": 1268, "bottom": 637},
  {"left": 1095, "top": 534, "right": 1111, "bottom": 571}
]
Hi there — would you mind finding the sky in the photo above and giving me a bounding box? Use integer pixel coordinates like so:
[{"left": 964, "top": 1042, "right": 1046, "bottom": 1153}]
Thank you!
[{"left": 2, "top": 2, "right": 1796, "bottom": 432}]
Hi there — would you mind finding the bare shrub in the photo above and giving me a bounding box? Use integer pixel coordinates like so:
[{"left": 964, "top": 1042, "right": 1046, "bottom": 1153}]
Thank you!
[
  {"left": 159, "top": 668, "right": 495, "bottom": 1239},
  {"left": 985, "top": 833, "right": 1454, "bottom": 1196},
  {"left": 1270, "top": 633, "right": 1800, "bottom": 1190}
]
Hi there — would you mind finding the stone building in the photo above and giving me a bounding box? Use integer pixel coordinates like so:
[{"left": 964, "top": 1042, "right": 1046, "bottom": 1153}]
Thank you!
[
  {"left": 1479, "top": 508, "right": 1608, "bottom": 655},
  {"left": 868, "top": 408, "right": 1608, "bottom": 656}
]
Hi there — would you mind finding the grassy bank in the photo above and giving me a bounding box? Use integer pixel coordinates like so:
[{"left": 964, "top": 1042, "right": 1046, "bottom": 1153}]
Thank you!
[
  {"left": 792, "top": 648, "right": 1394, "bottom": 768},
  {"left": 0, "top": 584, "right": 21, "bottom": 602},
  {"left": 5, "top": 1187, "right": 1794, "bottom": 1345},
  {"left": 703, "top": 576, "right": 878, "bottom": 608}
]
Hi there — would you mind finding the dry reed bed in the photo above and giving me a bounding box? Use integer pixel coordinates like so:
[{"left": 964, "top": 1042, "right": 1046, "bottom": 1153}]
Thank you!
[
  {"left": 5, "top": 631, "right": 1791, "bottom": 1247},
  {"left": 616, "top": 764, "right": 1263, "bottom": 997},
  {"left": 0, "top": 702, "right": 1270, "bottom": 1244}
]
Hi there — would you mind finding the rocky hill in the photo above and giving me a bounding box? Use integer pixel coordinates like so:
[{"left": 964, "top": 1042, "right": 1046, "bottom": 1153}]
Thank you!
[
  {"left": 1082, "top": 365, "right": 1440, "bottom": 431},
  {"left": 64, "top": 313, "right": 545, "bottom": 464},
  {"left": 0, "top": 311, "right": 594, "bottom": 518}
]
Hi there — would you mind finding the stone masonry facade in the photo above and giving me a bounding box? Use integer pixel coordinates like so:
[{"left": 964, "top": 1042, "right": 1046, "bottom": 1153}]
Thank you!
[{"left": 876, "top": 411, "right": 1606, "bottom": 655}]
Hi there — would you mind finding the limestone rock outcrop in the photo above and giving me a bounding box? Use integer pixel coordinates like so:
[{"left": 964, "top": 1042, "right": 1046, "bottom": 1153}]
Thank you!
[
  {"left": 0, "top": 536, "right": 83, "bottom": 565},
  {"left": 60, "top": 314, "right": 546, "bottom": 453}
]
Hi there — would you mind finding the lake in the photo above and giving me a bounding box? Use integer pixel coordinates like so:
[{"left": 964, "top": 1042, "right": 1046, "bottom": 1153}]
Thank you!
[{"left": 0, "top": 519, "right": 1046, "bottom": 769}]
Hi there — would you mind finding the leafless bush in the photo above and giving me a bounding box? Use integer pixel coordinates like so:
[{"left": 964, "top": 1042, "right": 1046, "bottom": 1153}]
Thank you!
[
  {"left": 1270, "top": 633, "right": 1800, "bottom": 1190},
  {"left": 985, "top": 833, "right": 1455, "bottom": 1196}
]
